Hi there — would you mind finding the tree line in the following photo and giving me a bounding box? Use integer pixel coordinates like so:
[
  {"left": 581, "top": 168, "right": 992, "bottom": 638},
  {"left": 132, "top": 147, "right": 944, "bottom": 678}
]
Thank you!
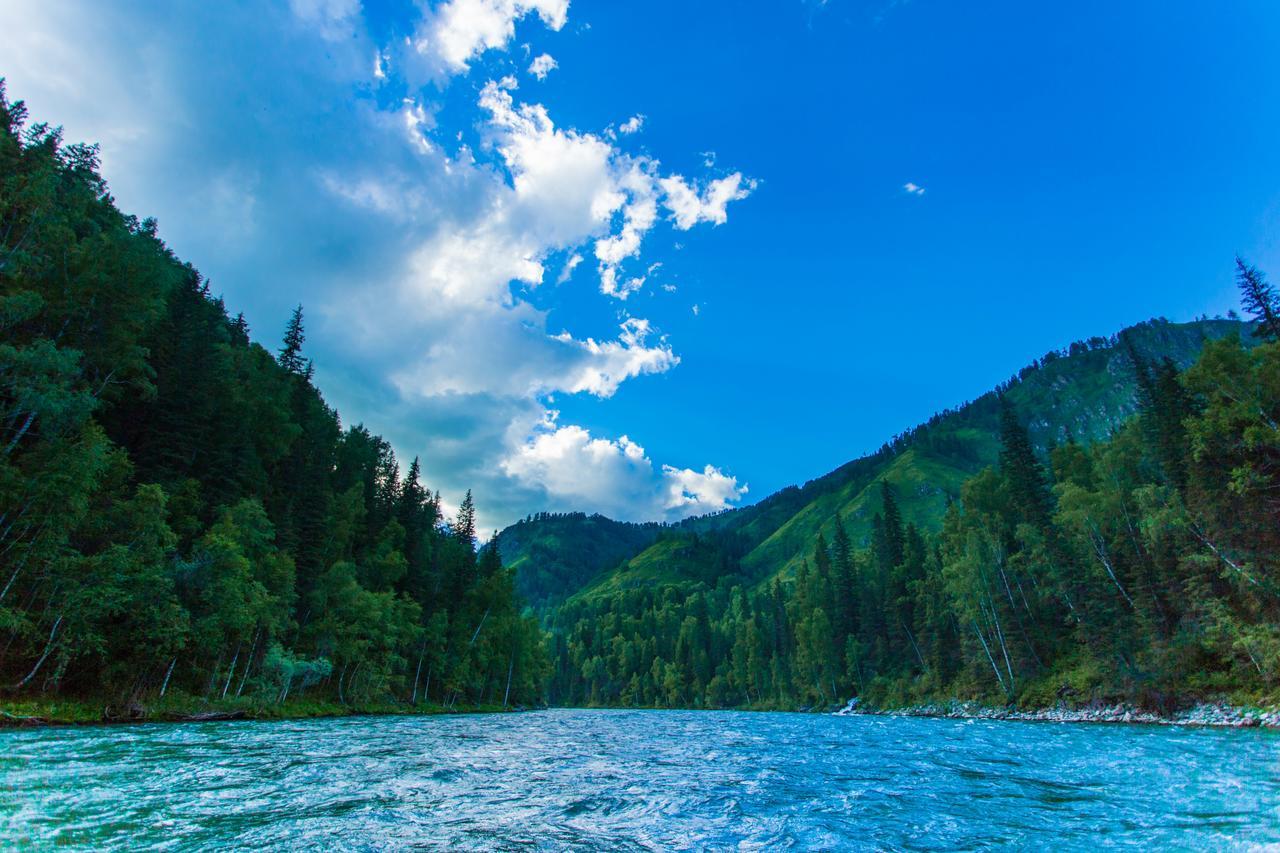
[{"left": 0, "top": 84, "right": 546, "bottom": 711}]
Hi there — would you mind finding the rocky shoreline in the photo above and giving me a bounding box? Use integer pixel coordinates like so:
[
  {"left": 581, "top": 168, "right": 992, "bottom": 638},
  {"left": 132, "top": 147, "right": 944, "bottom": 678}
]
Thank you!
[{"left": 835, "top": 699, "right": 1280, "bottom": 729}]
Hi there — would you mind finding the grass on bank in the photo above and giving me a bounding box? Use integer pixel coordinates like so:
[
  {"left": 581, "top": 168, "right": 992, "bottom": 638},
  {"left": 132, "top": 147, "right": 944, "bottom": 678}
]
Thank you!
[{"left": 0, "top": 693, "right": 516, "bottom": 727}]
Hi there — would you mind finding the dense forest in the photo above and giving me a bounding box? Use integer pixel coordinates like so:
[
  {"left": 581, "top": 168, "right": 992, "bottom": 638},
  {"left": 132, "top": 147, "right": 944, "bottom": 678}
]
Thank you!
[
  {"left": 543, "top": 284, "right": 1279, "bottom": 710},
  {"left": 0, "top": 84, "right": 546, "bottom": 715}
]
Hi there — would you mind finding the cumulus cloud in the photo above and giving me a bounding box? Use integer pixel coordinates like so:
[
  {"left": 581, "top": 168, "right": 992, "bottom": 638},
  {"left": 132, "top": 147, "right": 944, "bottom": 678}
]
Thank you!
[
  {"left": 660, "top": 173, "right": 757, "bottom": 229},
  {"left": 418, "top": 0, "right": 568, "bottom": 74},
  {"left": 0, "top": 0, "right": 753, "bottom": 531},
  {"left": 662, "top": 463, "right": 747, "bottom": 514},
  {"left": 619, "top": 114, "right": 644, "bottom": 134},
  {"left": 903, "top": 181, "right": 925, "bottom": 195},
  {"left": 528, "top": 52, "right": 558, "bottom": 79},
  {"left": 502, "top": 417, "right": 746, "bottom": 521},
  {"left": 474, "top": 82, "right": 751, "bottom": 302}
]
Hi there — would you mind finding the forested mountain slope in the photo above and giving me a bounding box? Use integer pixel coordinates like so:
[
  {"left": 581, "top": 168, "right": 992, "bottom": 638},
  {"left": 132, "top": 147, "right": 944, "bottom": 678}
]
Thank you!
[
  {"left": 505, "top": 318, "right": 1248, "bottom": 606},
  {"left": 0, "top": 84, "right": 545, "bottom": 715},
  {"left": 495, "top": 513, "right": 666, "bottom": 609},
  {"left": 544, "top": 280, "right": 1280, "bottom": 709}
]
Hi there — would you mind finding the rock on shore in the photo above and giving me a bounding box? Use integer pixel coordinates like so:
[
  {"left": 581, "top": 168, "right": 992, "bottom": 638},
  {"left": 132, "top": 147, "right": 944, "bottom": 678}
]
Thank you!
[{"left": 834, "top": 699, "right": 1280, "bottom": 728}]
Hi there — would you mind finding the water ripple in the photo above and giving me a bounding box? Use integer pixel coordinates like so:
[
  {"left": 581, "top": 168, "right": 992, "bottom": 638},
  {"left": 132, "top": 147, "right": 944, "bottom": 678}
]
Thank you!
[{"left": 2, "top": 709, "right": 1279, "bottom": 850}]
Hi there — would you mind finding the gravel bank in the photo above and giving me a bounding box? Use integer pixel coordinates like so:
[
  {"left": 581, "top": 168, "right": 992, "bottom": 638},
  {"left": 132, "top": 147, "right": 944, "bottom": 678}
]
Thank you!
[{"left": 835, "top": 699, "right": 1280, "bottom": 728}]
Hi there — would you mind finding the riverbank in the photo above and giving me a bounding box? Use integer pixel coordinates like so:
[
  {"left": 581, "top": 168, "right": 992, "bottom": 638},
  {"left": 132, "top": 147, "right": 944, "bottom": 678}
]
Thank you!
[
  {"left": 0, "top": 696, "right": 524, "bottom": 728},
  {"left": 837, "top": 699, "right": 1280, "bottom": 728}
]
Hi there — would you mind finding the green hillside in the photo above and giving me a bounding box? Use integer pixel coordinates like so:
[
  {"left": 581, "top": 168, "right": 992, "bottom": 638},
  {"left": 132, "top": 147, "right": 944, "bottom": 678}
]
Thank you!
[
  {"left": 505, "top": 317, "right": 1248, "bottom": 606},
  {"left": 495, "top": 512, "right": 666, "bottom": 609},
  {"left": 732, "top": 317, "right": 1247, "bottom": 583}
]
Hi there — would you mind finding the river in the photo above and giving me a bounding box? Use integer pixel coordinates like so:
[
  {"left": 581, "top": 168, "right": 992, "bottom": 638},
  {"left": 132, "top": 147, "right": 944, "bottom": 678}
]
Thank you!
[{"left": 3, "top": 709, "right": 1278, "bottom": 849}]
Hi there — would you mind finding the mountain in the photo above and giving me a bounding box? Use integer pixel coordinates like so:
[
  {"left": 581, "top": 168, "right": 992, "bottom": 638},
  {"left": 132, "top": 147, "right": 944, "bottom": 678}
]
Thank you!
[
  {"left": 495, "top": 513, "right": 666, "bottom": 609},
  {"left": 500, "top": 317, "right": 1249, "bottom": 607}
]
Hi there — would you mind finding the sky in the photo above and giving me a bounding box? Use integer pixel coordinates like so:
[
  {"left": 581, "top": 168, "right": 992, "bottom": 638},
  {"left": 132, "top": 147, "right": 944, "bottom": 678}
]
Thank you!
[{"left": 2, "top": 0, "right": 1279, "bottom": 533}]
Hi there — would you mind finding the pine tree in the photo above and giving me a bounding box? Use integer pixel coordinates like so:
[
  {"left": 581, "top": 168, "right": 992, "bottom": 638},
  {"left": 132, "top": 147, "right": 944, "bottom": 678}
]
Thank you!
[
  {"left": 278, "top": 304, "right": 306, "bottom": 374},
  {"left": 230, "top": 312, "right": 250, "bottom": 345},
  {"left": 831, "top": 516, "right": 858, "bottom": 645},
  {"left": 1236, "top": 256, "right": 1280, "bottom": 340},
  {"left": 998, "top": 396, "right": 1052, "bottom": 527},
  {"left": 454, "top": 490, "right": 477, "bottom": 552},
  {"left": 879, "top": 481, "right": 905, "bottom": 568}
]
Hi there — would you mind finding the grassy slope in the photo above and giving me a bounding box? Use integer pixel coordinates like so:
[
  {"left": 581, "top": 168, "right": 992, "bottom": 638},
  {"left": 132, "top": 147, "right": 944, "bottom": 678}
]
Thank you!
[
  {"left": 0, "top": 695, "right": 514, "bottom": 728},
  {"left": 508, "top": 319, "right": 1247, "bottom": 605}
]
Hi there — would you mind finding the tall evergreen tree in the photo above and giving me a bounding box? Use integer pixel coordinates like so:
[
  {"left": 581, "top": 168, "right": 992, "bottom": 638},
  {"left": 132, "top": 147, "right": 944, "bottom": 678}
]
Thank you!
[
  {"left": 278, "top": 304, "right": 307, "bottom": 375},
  {"left": 1236, "top": 256, "right": 1280, "bottom": 340},
  {"left": 998, "top": 396, "right": 1053, "bottom": 527}
]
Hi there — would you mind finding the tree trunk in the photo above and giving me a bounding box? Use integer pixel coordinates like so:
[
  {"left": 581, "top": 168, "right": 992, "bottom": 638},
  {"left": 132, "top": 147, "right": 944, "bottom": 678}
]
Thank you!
[
  {"left": 11, "top": 614, "right": 62, "bottom": 690},
  {"left": 236, "top": 630, "right": 260, "bottom": 698},
  {"left": 902, "top": 621, "right": 927, "bottom": 671},
  {"left": 411, "top": 639, "right": 427, "bottom": 705},
  {"left": 503, "top": 648, "right": 515, "bottom": 708},
  {"left": 159, "top": 657, "right": 177, "bottom": 698},
  {"left": 221, "top": 644, "right": 241, "bottom": 700},
  {"left": 973, "top": 620, "right": 1007, "bottom": 694},
  {"left": 996, "top": 562, "right": 1044, "bottom": 669},
  {"left": 1088, "top": 519, "right": 1135, "bottom": 608},
  {"left": 468, "top": 609, "right": 491, "bottom": 646},
  {"left": 987, "top": 599, "right": 1016, "bottom": 692},
  {"left": 3, "top": 411, "right": 36, "bottom": 457}
]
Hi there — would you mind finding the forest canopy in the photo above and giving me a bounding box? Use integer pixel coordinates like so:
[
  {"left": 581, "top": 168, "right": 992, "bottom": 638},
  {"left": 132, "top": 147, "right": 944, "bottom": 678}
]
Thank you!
[{"left": 0, "top": 83, "right": 546, "bottom": 712}]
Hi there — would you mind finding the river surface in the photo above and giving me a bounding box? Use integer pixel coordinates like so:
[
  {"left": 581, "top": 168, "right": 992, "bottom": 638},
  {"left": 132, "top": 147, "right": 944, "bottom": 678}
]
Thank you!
[{"left": 2, "top": 709, "right": 1278, "bottom": 850}]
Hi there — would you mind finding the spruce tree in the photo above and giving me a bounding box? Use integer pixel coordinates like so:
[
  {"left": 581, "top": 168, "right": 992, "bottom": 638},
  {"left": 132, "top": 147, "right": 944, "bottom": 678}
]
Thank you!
[
  {"left": 998, "top": 396, "right": 1053, "bottom": 527},
  {"left": 278, "top": 304, "right": 306, "bottom": 374},
  {"left": 454, "top": 490, "right": 477, "bottom": 551},
  {"left": 879, "top": 481, "right": 905, "bottom": 569},
  {"left": 1236, "top": 256, "right": 1280, "bottom": 340}
]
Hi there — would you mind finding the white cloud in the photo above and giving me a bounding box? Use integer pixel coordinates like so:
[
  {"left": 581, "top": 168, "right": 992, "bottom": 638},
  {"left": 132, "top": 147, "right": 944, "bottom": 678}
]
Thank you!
[
  {"left": 691, "top": 303, "right": 700, "bottom": 316},
  {"left": 662, "top": 283, "right": 677, "bottom": 292},
  {"left": 903, "top": 181, "right": 925, "bottom": 195},
  {"left": 663, "top": 463, "right": 747, "bottom": 514},
  {"left": 557, "top": 252, "right": 582, "bottom": 282},
  {"left": 660, "top": 172, "right": 757, "bottom": 229},
  {"left": 502, "top": 417, "right": 746, "bottom": 521},
  {"left": 528, "top": 52, "right": 558, "bottom": 80},
  {"left": 475, "top": 82, "right": 751, "bottom": 302},
  {"left": 619, "top": 114, "right": 644, "bottom": 134},
  {"left": 419, "top": 0, "right": 569, "bottom": 74}
]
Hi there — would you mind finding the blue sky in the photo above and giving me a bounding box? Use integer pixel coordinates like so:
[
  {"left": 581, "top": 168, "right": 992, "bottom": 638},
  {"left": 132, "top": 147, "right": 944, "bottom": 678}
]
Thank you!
[{"left": 2, "top": 0, "right": 1278, "bottom": 531}]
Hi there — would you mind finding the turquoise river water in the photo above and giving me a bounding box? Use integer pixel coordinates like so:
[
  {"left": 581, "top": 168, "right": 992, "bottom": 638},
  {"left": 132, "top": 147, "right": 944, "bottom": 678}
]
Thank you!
[{"left": 2, "top": 709, "right": 1279, "bottom": 849}]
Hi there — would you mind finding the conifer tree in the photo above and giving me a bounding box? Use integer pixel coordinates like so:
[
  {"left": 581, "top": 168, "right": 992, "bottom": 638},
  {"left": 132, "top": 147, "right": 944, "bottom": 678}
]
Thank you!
[
  {"left": 1236, "top": 256, "right": 1280, "bottom": 340},
  {"left": 454, "top": 490, "right": 477, "bottom": 551},
  {"left": 998, "top": 396, "right": 1052, "bottom": 527},
  {"left": 278, "top": 304, "right": 306, "bottom": 374},
  {"left": 878, "top": 481, "right": 905, "bottom": 569}
]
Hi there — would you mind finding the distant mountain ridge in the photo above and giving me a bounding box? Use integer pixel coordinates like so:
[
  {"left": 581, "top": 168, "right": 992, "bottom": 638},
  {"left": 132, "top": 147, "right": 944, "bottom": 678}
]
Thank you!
[{"left": 497, "top": 317, "right": 1249, "bottom": 608}]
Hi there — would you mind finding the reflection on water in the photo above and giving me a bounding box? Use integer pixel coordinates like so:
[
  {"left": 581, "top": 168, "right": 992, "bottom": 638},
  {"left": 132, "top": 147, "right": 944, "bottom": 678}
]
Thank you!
[{"left": 2, "top": 709, "right": 1278, "bottom": 850}]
